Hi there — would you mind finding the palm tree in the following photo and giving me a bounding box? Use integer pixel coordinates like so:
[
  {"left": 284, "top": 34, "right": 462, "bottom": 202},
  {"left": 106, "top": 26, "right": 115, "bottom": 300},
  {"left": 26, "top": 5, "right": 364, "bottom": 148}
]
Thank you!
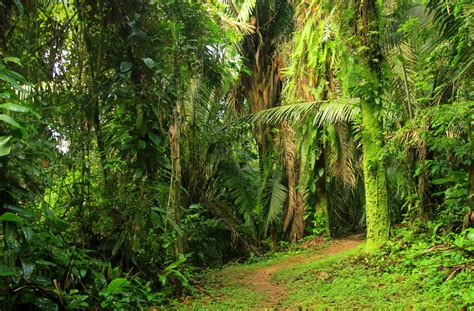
[
  {"left": 283, "top": 0, "right": 353, "bottom": 238},
  {"left": 246, "top": 0, "right": 392, "bottom": 248},
  {"left": 231, "top": 0, "right": 300, "bottom": 241}
]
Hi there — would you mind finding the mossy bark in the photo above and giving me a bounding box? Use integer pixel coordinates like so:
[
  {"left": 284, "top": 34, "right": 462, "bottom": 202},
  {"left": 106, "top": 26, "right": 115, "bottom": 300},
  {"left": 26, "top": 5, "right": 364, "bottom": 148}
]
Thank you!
[
  {"left": 352, "top": 0, "right": 390, "bottom": 250},
  {"left": 360, "top": 100, "right": 389, "bottom": 250},
  {"left": 315, "top": 186, "right": 330, "bottom": 237},
  {"left": 314, "top": 148, "right": 330, "bottom": 237}
]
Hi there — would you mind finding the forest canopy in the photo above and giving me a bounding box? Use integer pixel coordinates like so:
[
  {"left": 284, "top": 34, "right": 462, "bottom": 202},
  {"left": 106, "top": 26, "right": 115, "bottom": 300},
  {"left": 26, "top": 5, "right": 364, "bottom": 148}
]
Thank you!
[{"left": 0, "top": 0, "right": 472, "bottom": 309}]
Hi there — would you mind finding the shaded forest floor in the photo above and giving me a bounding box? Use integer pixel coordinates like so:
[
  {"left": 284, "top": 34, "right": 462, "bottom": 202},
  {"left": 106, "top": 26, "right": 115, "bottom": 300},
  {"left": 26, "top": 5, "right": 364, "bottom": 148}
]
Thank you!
[{"left": 174, "top": 236, "right": 471, "bottom": 310}]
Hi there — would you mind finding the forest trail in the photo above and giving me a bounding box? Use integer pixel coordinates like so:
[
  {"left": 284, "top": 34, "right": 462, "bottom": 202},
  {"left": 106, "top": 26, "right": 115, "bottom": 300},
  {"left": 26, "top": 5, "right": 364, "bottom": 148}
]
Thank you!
[{"left": 192, "top": 236, "right": 363, "bottom": 308}]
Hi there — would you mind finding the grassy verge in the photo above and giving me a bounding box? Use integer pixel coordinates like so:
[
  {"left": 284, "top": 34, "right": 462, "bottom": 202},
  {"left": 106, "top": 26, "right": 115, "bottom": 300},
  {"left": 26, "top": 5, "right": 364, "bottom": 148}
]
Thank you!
[
  {"left": 172, "top": 231, "right": 473, "bottom": 310},
  {"left": 276, "top": 230, "right": 473, "bottom": 309}
]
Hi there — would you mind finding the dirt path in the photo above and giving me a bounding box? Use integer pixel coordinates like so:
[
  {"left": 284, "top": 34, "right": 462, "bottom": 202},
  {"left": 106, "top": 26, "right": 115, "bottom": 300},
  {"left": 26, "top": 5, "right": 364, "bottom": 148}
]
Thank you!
[{"left": 213, "top": 237, "right": 363, "bottom": 308}]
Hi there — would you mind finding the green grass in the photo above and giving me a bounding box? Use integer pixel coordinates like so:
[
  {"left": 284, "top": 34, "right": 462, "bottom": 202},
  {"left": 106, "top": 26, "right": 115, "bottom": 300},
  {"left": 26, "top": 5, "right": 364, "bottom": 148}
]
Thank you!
[
  {"left": 179, "top": 266, "right": 266, "bottom": 309},
  {"left": 274, "top": 245, "right": 472, "bottom": 309},
  {"left": 275, "top": 248, "right": 433, "bottom": 308},
  {"left": 173, "top": 240, "right": 473, "bottom": 310}
]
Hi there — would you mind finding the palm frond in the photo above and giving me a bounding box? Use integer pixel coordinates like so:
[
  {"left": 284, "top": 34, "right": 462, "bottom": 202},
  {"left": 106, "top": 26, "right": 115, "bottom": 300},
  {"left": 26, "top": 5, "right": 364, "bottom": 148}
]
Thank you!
[
  {"left": 426, "top": 0, "right": 471, "bottom": 41},
  {"left": 217, "top": 160, "right": 259, "bottom": 235},
  {"left": 426, "top": 0, "right": 473, "bottom": 103},
  {"left": 263, "top": 176, "right": 287, "bottom": 235},
  {"left": 237, "top": 0, "right": 257, "bottom": 22},
  {"left": 220, "top": 14, "right": 256, "bottom": 35},
  {"left": 329, "top": 123, "right": 357, "bottom": 188},
  {"left": 241, "top": 98, "right": 360, "bottom": 127}
]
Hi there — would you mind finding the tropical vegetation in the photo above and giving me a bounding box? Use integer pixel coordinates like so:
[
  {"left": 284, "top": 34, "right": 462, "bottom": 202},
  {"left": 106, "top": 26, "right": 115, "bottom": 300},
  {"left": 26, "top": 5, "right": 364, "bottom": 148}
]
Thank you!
[{"left": 0, "top": 0, "right": 472, "bottom": 309}]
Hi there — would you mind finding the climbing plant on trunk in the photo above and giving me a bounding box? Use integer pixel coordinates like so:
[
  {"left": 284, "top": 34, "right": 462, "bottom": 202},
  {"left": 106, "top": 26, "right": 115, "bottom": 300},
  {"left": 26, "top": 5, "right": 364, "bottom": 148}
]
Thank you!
[{"left": 353, "top": 0, "right": 390, "bottom": 250}]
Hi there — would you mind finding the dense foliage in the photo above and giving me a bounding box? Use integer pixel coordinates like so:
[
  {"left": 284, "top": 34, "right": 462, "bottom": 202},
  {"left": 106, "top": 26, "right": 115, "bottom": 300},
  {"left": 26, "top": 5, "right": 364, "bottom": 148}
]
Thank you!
[{"left": 0, "top": 0, "right": 472, "bottom": 309}]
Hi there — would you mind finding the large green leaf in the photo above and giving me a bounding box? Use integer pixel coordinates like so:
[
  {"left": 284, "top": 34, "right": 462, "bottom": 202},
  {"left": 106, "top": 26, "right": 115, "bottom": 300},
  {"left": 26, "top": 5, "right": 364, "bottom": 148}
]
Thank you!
[
  {"left": 237, "top": 0, "right": 257, "bottom": 22},
  {"left": 3, "top": 57, "right": 22, "bottom": 66},
  {"left": 0, "top": 114, "right": 23, "bottom": 129},
  {"left": 164, "top": 255, "right": 187, "bottom": 272},
  {"left": 0, "top": 135, "right": 12, "bottom": 147},
  {"left": 0, "top": 92, "right": 11, "bottom": 99},
  {"left": 0, "top": 212, "right": 23, "bottom": 223},
  {"left": 0, "top": 70, "right": 27, "bottom": 92},
  {"left": 0, "top": 102, "right": 30, "bottom": 113},
  {"left": 142, "top": 57, "right": 156, "bottom": 69},
  {"left": 0, "top": 145, "right": 12, "bottom": 157},
  {"left": 120, "top": 61, "right": 133, "bottom": 73},
  {"left": 102, "top": 278, "right": 130, "bottom": 295},
  {"left": 263, "top": 177, "right": 287, "bottom": 235},
  {"left": 4, "top": 204, "right": 34, "bottom": 218},
  {"left": 0, "top": 136, "right": 12, "bottom": 156}
]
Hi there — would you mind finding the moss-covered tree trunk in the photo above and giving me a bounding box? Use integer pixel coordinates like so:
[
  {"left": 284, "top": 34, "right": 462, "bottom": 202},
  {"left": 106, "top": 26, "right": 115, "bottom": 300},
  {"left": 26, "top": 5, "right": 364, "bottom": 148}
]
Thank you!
[
  {"left": 356, "top": 0, "right": 390, "bottom": 250},
  {"left": 360, "top": 100, "right": 389, "bottom": 250},
  {"left": 314, "top": 144, "right": 330, "bottom": 237}
]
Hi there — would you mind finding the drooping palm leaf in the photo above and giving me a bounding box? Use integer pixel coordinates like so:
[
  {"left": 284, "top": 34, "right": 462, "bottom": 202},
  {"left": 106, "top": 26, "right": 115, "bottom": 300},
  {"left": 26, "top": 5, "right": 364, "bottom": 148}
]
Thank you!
[
  {"left": 220, "top": 14, "right": 256, "bottom": 35},
  {"left": 262, "top": 174, "right": 287, "bottom": 236},
  {"left": 216, "top": 160, "right": 259, "bottom": 236},
  {"left": 241, "top": 98, "right": 360, "bottom": 127},
  {"left": 236, "top": 0, "right": 257, "bottom": 22}
]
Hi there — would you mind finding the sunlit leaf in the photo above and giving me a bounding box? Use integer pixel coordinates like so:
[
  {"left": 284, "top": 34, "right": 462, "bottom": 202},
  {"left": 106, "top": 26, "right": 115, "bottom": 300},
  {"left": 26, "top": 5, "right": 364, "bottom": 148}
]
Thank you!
[
  {"left": 0, "top": 103, "right": 30, "bottom": 113},
  {"left": 0, "top": 145, "right": 12, "bottom": 157},
  {"left": 102, "top": 278, "right": 130, "bottom": 295},
  {"left": 142, "top": 57, "right": 156, "bottom": 69},
  {"left": 3, "top": 57, "right": 22, "bottom": 66}
]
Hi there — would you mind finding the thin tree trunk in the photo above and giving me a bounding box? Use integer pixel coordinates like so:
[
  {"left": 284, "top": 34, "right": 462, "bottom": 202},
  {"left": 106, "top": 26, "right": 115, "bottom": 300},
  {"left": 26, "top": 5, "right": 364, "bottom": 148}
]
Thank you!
[
  {"left": 167, "top": 24, "right": 185, "bottom": 294},
  {"left": 169, "top": 29, "right": 184, "bottom": 258},
  {"left": 465, "top": 124, "right": 474, "bottom": 228},
  {"left": 469, "top": 129, "right": 474, "bottom": 205},
  {"left": 168, "top": 105, "right": 184, "bottom": 257}
]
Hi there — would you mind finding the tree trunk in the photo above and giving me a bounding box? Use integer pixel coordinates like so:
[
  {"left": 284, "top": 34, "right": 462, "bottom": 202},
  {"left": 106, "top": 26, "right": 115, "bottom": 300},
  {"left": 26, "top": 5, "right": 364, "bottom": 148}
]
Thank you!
[
  {"left": 168, "top": 102, "right": 185, "bottom": 296},
  {"left": 168, "top": 104, "right": 184, "bottom": 257},
  {"left": 0, "top": 0, "right": 14, "bottom": 55},
  {"left": 354, "top": 0, "right": 390, "bottom": 250},
  {"left": 360, "top": 101, "right": 390, "bottom": 250},
  {"left": 465, "top": 123, "right": 474, "bottom": 228},
  {"left": 314, "top": 147, "right": 330, "bottom": 237},
  {"left": 281, "top": 123, "right": 304, "bottom": 242},
  {"left": 469, "top": 129, "right": 474, "bottom": 206}
]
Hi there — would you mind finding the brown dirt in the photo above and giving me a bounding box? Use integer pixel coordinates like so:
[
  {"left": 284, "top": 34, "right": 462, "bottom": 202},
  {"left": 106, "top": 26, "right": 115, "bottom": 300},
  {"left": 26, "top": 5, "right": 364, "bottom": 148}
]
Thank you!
[{"left": 212, "top": 236, "right": 363, "bottom": 308}]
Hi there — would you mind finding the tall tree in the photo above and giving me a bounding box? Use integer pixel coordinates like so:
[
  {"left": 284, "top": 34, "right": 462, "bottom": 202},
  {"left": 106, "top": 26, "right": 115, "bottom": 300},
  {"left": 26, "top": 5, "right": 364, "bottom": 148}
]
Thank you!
[
  {"left": 233, "top": 0, "right": 300, "bottom": 241},
  {"left": 354, "top": 0, "right": 390, "bottom": 249}
]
